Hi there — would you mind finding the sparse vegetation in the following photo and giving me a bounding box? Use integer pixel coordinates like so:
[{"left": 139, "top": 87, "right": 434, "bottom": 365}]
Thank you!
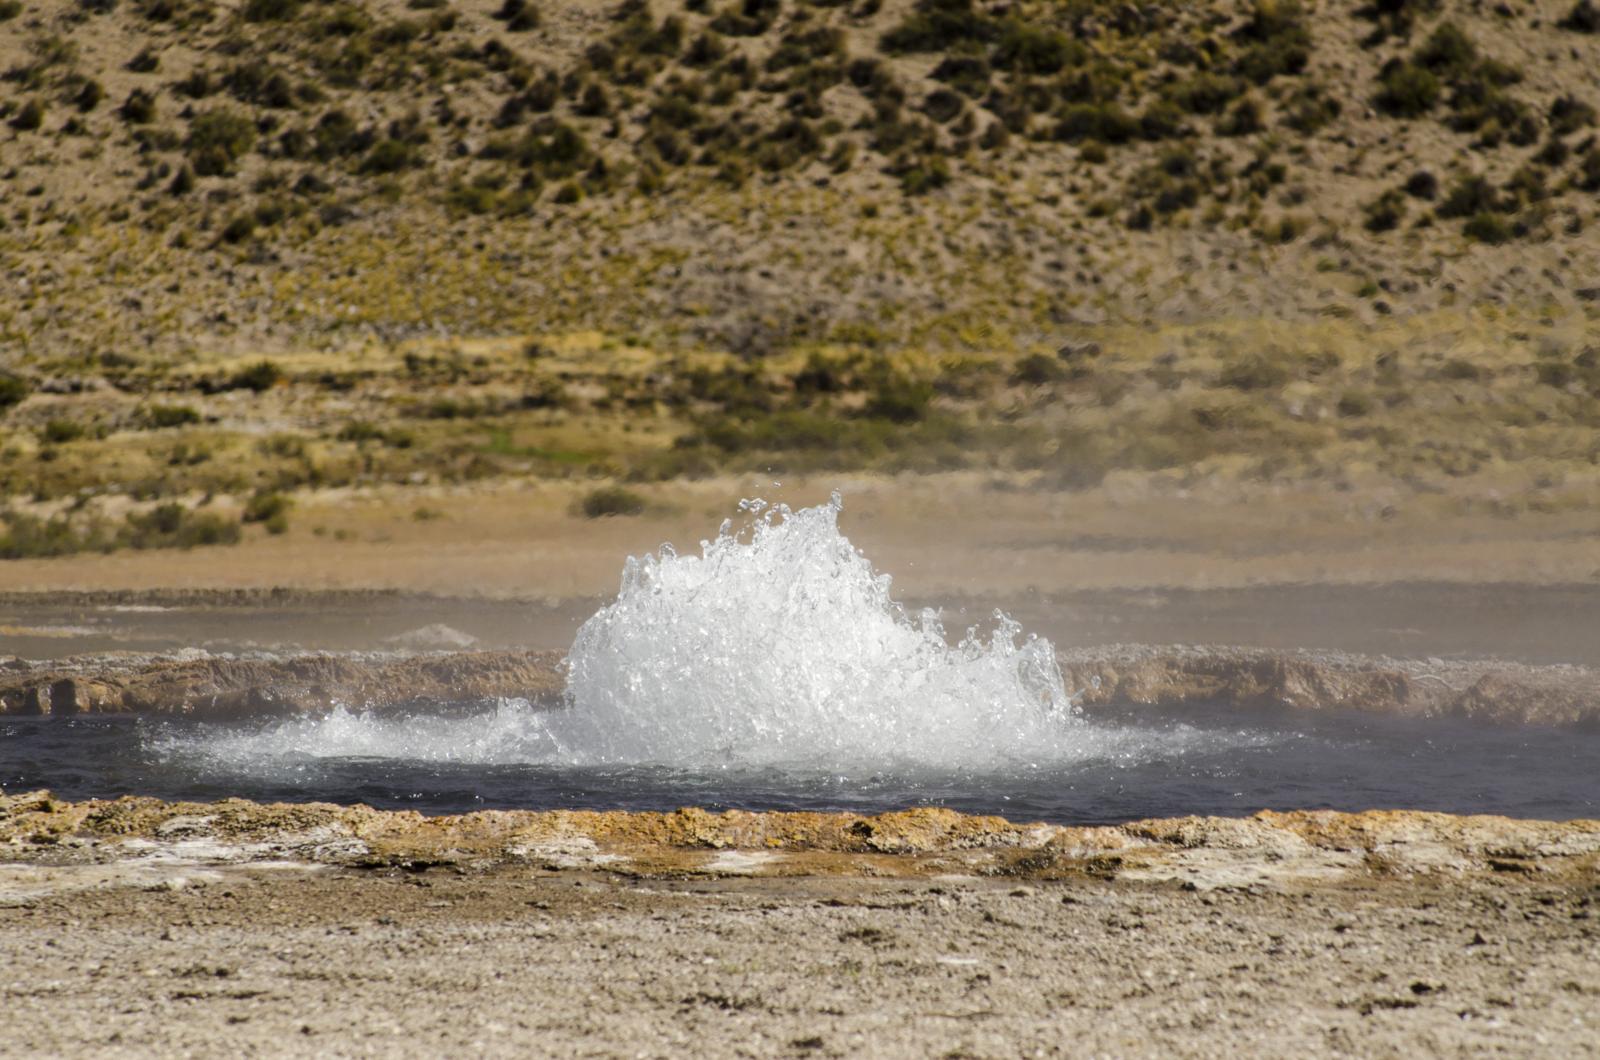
[{"left": 578, "top": 485, "right": 648, "bottom": 518}]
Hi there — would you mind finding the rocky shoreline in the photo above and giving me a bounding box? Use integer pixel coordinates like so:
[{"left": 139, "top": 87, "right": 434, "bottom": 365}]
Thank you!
[
  {"left": 3, "top": 790, "right": 1598, "bottom": 888},
  {"left": 3, "top": 644, "right": 1594, "bottom": 726}
]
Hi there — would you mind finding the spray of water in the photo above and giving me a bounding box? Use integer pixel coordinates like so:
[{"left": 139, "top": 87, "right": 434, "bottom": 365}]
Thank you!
[
  {"left": 555, "top": 492, "right": 1077, "bottom": 767},
  {"left": 151, "top": 492, "right": 1109, "bottom": 775}
]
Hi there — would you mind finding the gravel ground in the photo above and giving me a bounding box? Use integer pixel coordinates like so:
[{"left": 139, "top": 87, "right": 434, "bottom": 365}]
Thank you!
[{"left": 3, "top": 864, "right": 1597, "bottom": 1058}]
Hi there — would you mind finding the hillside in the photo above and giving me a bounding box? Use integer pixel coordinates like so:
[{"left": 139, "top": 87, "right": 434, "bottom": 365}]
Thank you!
[
  {"left": 1, "top": 0, "right": 1599, "bottom": 561},
  {"left": 1, "top": 0, "right": 1598, "bottom": 354}
]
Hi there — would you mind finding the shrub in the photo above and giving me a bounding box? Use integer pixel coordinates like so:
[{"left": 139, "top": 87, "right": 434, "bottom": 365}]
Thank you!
[
  {"left": 11, "top": 99, "right": 45, "bottom": 132},
  {"left": 1216, "top": 96, "right": 1264, "bottom": 137},
  {"left": 923, "top": 88, "right": 964, "bottom": 124},
  {"left": 127, "top": 47, "right": 160, "bottom": 73},
  {"left": 120, "top": 89, "right": 157, "bottom": 124},
  {"left": 579, "top": 485, "right": 647, "bottom": 518},
  {"left": 1364, "top": 190, "right": 1407, "bottom": 233},
  {"left": 1404, "top": 170, "right": 1438, "bottom": 200},
  {"left": 1166, "top": 73, "right": 1245, "bottom": 116},
  {"left": 220, "top": 214, "right": 256, "bottom": 243},
  {"left": 1437, "top": 175, "right": 1500, "bottom": 219},
  {"left": 1054, "top": 102, "right": 1138, "bottom": 145},
  {"left": 243, "top": 491, "right": 291, "bottom": 524},
  {"left": 1559, "top": 0, "right": 1600, "bottom": 33},
  {"left": 1462, "top": 212, "right": 1512, "bottom": 244},
  {"left": 992, "top": 23, "right": 1080, "bottom": 75},
  {"left": 228, "top": 360, "right": 282, "bottom": 392},
  {"left": 144, "top": 404, "right": 202, "bottom": 428},
  {"left": 1375, "top": 62, "right": 1439, "bottom": 118},
  {"left": 710, "top": 0, "right": 781, "bottom": 37},
  {"left": 242, "top": 0, "right": 299, "bottom": 21},
  {"left": 495, "top": 0, "right": 538, "bottom": 31},
  {"left": 898, "top": 157, "right": 949, "bottom": 196},
  {"left": 1219, "top": 355, "right": 1291, "bottom": 391},
  {"left": 74, "top": 80, "right": 104, "bottom": 112},
  {"left": 0, "top": 374, "right": 29, "bottom": 411},
  {"left": 0, "top": 1, "right": 21, "bottom": 20},
  {"left": 121, "top": 504, "right": 241, "bottom": 550},
  {"left": 41, "top": 419, "right": 86, "bottom": 443},
  {"left": 1548, "top": 95, "right": 1597, "bottom": 137},
  {"left": 187, "top": 109, "right": 257, "bottom": 175},
  {"left": 1012, "top": 353, "right": 1063, "bottom": 386},
  {"left": 359, "top": 138, "right": 417, "bottom": 174},
  {"left": 1336, "top": 391, "right": 1373, "bottom": 417},
  {"left": 881, "top": 0, "right": 996, "bottom": 53},
  {"left": 1415, "top": 22, "right": 1478, "bottom": 74},
  {"left": 1578, "top": 148, "right": 1600, "bottom": 192},
  {"left": 1281, "top": 84, "right": 1339, "bottom": 135}
]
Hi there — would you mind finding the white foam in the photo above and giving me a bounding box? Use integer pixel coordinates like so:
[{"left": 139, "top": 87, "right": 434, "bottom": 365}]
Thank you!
[
  {"left": 553, "top": 492, "right": 1077, "bottom": 767},
  {"left": 152, "top": 494, "right": 1262, "bottom": 776}
]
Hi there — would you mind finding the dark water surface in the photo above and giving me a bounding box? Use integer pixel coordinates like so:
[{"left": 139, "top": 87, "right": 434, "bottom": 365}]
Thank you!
[{"left": 4, "top": 704, "right": 1597, "bottom": 824}]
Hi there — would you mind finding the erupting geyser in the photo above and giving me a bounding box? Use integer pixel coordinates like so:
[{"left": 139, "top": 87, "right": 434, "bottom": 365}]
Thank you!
[{"left": 557, "top": 492, "right": 1077, "bottom": 767}]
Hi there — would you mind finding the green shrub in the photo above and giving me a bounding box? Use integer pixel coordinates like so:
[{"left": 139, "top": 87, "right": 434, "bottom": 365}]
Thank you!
[
  {"left": 1363, "top": 190, "right": 1407, "bottom": 233},
  {"left": 0, "top": 1, "right": 21, "bottom": 21},
  {"left": 1281, "top": 83, "right": 1340, "bottom": 135},
  {"left": 1561, "top": 0, "right": 1600, "bottom": 32},
  {"left": 1219, "top": 355, "right": 1291, "bottom": 391},
  {"left": 1375, "top": 62, "right": 1439, "bottom": 118},
  {"left": 1054, "top": 102, "right": 1138, "bottom": 145},
  {"left": 1578, "top": 148, "right": 1600, "bottom": 192},
  {"left": 1415, "top": 22, "right": 1478, "bottom": 74},
  {"left": 228, "top": 360, "right": 282, "bottom": 392},
  {"left": 1404, "top": 170, "right": 1438, "bottom": 199},
  {"left": 144, "top": 404, "right": 201, "bottom": 428},
  {"left": 11, "top": 99, "right": 45, "bottom": 132},
  {"left": 1462, "top": 212, "right": 1512, "bottom": 244},
  {"left": 121, "top": 504, "right": 241, "bottom": 549},
  {"left": 579, "top": 485, "right": 647, "bottom": 518},
  {"left": 187, "top": 109, "right": 257, "bottom": 175},
  {"left": 0, "top": 513, "right": 111, "bottom": 560},
  {"left": 992, "top": 22, "right": 1080, "bottom": 75},
  {"left": 359, "top": 138, "right": 418, "bottom": 174},
  {"left": 1336, "top": 391, "right": 1373, "bottom": 418},
  {"left": 881, "top": 0, "right": 995, "bottom": 53},
  {"left": 242, "top": 491, "right": 291, "bottom": 526},
  {"left": 220, "top": 214, "right": 256, "bottom": 243},
  {"left": 1012, "top": 353, "right": 1063, "bottom": 386},
  {"left": 1166, "top": 73, "right": 1245, "bottom": 116},
  {"left": 1216, "top": 96, "right": 1264, "bottom": 137},
  {"left": 495, "top": 0, "right": 538, "bottom": 31},
  {"left": 0, "top": 374, "right": 28, "bottom": 411},
  {"left": 242, "top": 0, "right": 299, "bottom": 21},
  {"left": 1549, "top": 95, "right": 1597, "bottom": 137},
  {"left": 1437, "top": 175, "right": 1501, "bottom": 219},
  {"left": 74, "top": 79, "right": 104, "bottom": 112},
  {"left": 41, "top": 419, "right": 85, "bottom": 444}
]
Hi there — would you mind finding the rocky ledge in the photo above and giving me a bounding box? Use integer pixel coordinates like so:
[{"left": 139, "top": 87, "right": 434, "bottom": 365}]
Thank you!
[
  {"left": 0, "top": 644, "right": 1595, "bottom": 725},
  {"left": 2, "top": 791, "right": 1596, "bottom": 891}
]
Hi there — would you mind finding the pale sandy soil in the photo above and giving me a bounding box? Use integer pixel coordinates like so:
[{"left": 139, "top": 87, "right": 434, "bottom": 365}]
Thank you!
[
  {"left": 2, "top": 798, "right": 1598, "bottom": 1058},
  {"left": 2, "top": 476, "right": 1597, "bottom": 600}
]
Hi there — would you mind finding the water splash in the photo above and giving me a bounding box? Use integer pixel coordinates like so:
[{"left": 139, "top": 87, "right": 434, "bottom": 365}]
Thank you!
[{"left": 554, "top": 492, "right": 1077, "bottom": 767}]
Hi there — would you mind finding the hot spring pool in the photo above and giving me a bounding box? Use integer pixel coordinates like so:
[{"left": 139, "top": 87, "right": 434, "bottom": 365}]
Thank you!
[
  {"left": 3, "top": 703, "right": 1598, "bottom": 823},
  {"left": 6, "top": 493, "right": 1596, "bottom": 823}
]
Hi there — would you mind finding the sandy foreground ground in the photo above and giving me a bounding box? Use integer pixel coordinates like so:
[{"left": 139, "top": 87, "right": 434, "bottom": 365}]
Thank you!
[{"left": 2, "top": 797, "right": 1599, "bottom": 1058}]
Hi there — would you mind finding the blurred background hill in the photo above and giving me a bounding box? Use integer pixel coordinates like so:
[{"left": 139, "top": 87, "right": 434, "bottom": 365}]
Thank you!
[{"left": 0, "top": 0, "right": 1597, "bottom": 587}]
